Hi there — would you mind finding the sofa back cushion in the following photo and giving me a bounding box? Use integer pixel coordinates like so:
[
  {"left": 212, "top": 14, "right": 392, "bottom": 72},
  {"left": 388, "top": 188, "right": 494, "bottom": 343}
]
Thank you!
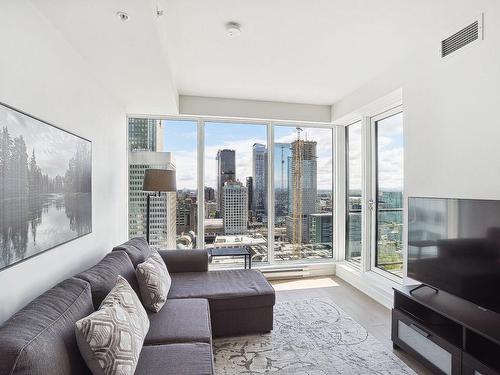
[
  {"left": 0, "top": 278, "right": 93, "bottom": 375},
  {"left": 75, "top": 251, "right": 140, "bottom": 309},
  {"left": 112, "top": 237, "right": 152, "bottom": 267}
]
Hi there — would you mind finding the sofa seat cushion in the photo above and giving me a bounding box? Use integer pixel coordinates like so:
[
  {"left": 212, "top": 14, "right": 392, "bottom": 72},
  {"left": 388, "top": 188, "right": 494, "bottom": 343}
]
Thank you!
[
  {"left": 145, "top": 298, "right": 211, "bottom": 346},
  {"left": 169, "top": 270, "right": 275, "bottom": 311},
  {"left": 136, "top": 343, "right": 214, "bottom": 375},
  {"left": 75, "top": 250, "right": 140, "bottom": 309},
  {"left": 0, "top": 278, "right": 93, "bottom": 375},
  {"left": 113, "top": 237, "right": 152, "bottom": 267}
]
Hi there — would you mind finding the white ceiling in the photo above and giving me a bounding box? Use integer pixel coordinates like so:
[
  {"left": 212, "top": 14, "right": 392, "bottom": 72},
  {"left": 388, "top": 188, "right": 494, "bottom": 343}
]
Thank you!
[{"left": 32, "top": 0, "right": 477, "bottom": 112}]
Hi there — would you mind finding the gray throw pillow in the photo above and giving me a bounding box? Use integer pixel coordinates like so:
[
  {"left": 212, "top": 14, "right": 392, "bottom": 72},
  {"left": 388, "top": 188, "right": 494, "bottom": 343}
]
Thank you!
[
  {"left": 75, "top": 278, "right": 147, "bottom": 375},
  {"left": 136, "top": 251, "right": 171, "bottom": 312}
]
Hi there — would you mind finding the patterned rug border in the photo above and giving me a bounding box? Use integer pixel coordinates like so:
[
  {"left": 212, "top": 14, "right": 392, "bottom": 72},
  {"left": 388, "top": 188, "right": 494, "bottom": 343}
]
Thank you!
[{"left": 213, "top": 297, "right": 416, "bottom": 375}]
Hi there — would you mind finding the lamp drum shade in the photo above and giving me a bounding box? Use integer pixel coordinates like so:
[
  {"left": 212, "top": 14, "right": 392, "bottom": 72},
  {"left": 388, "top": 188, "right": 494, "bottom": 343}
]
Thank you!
[{"left": 143, "top": 169, "right": 176, "bottom": 192}]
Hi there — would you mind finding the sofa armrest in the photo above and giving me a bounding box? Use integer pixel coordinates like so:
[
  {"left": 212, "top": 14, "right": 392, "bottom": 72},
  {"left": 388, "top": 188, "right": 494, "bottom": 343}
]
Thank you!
[{"left": 158, "top": 249, "right": 209, "bottom": 273}]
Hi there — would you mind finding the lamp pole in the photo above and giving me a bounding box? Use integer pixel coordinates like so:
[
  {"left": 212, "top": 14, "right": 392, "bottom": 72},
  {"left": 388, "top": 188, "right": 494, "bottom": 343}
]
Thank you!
[{"left": 146, "top": 193, "right": 151, "bottom": 244}]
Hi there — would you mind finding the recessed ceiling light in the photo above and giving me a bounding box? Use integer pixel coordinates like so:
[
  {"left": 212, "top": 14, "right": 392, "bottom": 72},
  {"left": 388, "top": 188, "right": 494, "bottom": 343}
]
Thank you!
[
  {"left": 116, "top": 11, "right": 130, "bottom": 22},
  {"left": 225, "top": 22, "right": 241, "bottom": 37}
]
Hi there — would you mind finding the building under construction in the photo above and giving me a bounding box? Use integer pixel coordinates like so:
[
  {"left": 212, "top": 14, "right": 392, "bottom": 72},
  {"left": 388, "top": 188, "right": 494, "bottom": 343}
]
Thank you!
[{"left": 286, "top": 129, "right": 318, "bottom": 256}]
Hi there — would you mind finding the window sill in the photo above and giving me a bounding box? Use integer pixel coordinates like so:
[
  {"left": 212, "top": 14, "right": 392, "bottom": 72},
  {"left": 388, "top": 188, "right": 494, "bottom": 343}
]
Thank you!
[{"left": 335, "top": 262, "right": 403, "bottom": 308}]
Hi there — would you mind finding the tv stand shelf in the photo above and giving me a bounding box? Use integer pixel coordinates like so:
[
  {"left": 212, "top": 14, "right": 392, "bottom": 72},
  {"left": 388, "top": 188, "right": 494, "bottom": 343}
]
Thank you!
[{"left": 392, "top": 285, "right": 500, "bottom": 375}]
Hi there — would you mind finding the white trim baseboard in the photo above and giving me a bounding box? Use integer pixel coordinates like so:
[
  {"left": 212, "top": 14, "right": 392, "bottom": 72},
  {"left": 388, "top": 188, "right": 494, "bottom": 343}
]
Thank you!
[{"left": 335, "top": 262, "right": 395, "bottom": 308}]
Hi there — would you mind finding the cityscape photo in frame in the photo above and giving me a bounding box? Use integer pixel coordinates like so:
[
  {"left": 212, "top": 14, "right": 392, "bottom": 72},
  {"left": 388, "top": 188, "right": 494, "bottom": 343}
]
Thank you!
[{"left": 0, "top": 103, "right": 92, "bottom": 270}]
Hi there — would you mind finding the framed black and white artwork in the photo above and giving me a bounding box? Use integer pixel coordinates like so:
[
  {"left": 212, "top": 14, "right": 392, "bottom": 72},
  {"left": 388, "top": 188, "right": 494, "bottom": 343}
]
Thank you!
[{"left": 0, "top": 102, "right": 92, "bottom": 270}]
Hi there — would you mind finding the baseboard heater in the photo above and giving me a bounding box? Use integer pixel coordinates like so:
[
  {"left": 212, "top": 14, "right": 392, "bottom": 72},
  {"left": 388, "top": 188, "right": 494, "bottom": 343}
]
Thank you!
[{"left": 262, "top": 267, "right": 309, "bottom": 280}]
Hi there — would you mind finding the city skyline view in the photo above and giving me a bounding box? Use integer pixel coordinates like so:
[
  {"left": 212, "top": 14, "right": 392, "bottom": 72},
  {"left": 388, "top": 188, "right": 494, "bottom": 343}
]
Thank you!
[
  {"left": 162, "top": 120, "right": 337, "bottom": 192},
  {"left": 128, "top": 115, "right": 403, "bottom": 268}
]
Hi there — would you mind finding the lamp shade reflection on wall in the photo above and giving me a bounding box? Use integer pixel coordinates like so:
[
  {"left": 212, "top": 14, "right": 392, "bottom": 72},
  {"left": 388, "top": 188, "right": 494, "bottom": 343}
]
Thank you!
[{"left": 142, "top": 169, "right": 176, "bottom": 244}]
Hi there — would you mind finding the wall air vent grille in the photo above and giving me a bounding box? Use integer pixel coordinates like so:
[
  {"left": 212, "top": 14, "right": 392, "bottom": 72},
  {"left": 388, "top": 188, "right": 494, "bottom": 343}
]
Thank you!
[{"left": 441, "top": 19, "right": 481, "bottom": 58}]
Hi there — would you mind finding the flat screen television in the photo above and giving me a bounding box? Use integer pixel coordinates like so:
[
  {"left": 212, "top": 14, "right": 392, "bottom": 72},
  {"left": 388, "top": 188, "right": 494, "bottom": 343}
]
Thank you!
[{"left": 408, "top": 197, "right": 500, "bottom": 313}]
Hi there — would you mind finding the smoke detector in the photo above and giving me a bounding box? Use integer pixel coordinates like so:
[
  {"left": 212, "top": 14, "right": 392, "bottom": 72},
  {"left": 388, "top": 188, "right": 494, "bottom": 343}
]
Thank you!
[
  {"left": 116, "top": 11, "right": 130, "bottom": 22},
  {"left": 225, "top": 22, "right": 241, "bottom": 37}
]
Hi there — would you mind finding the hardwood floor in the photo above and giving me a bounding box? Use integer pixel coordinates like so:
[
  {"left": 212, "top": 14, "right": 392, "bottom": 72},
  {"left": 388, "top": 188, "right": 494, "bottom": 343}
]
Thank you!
[{"left": 271, "top": 276, "right": 433, "bottom": 374}]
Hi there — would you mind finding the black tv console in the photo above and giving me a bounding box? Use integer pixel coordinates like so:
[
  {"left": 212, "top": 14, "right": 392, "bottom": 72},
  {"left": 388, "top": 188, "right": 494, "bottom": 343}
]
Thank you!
[{"left": 392, "top": 285, "right": 500, "bottom": 375}]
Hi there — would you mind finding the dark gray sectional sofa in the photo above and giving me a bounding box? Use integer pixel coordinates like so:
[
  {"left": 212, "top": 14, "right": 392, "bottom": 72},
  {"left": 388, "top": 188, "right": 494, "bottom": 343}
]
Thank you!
[{"left": 0, "top": 238, "right": 275, "bottom": 375}]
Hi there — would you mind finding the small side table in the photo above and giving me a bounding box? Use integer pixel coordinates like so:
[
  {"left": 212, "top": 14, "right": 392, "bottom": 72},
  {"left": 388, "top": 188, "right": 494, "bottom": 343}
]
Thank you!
[{"left": 209, "top": 247, "right": 252, "bottom": 269}]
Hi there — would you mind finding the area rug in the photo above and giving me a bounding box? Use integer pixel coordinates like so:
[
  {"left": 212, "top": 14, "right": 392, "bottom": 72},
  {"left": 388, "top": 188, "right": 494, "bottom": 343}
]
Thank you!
[{"left": 213, "top": 297, "right": 415, "bottom": 374}]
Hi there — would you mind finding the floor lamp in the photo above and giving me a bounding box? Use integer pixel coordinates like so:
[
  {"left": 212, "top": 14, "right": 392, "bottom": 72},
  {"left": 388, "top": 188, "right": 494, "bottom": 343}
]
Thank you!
[{"left": 143, "top": 169, "right": 176, "bottom": 245}]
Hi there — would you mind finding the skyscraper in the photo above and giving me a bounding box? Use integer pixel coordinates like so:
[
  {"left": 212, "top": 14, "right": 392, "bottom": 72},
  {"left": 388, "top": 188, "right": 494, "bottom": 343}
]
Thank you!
[
  {"left": 216, "top": 149, "right": 235, "bottom": 213},
  {"left": 128, "top": 118, "right": 163, "bottom": 152},
  {"left": 176, "top": 194, "right": 197, "bottom": 236},
  {"left": 287, "top": 140, "right": 317, "bottom": 244},
  {"left": 274, "top": 143, "right": 291, "bottom": 218},
  {"left": 246, "top": 176, "right": 254, "bottom": 221},
  {"left": 309, "top": 213, "right": 333, "bottom": 244},
  {"left": 204, "top": 186, "right": 215, "bottom": 201},
  {"left": 252, "top": 143, "right": 267, "bottom": 221},
  {"left": 223, "top": 180, "right": 248, "bottom": 235},
  {"left": 128, "top": 151, "right": 176, "bottom": 249}
]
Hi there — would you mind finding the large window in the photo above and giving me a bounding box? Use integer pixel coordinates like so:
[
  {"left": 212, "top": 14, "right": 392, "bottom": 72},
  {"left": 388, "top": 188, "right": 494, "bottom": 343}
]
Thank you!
[
  {"left": 203, "top": 122, "right": 268, "bottom": 265},
  {"left": 128, "top": 118, "right": 198, "bottom": 250},
  {"left": 273, "top": 126, "right": 333, "bottom": 261},
  {"left": 127, "top": 117, "right": 336, "bottom": 266},
  {"left": 346, "top": 122, "right": 362, "bottom": 265},
  {"left": 374, "top": 111, "right": 404, "bottom": 276}
]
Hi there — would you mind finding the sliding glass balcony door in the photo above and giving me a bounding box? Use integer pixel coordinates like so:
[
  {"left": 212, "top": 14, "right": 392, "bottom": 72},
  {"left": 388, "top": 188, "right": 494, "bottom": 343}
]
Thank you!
[
  {"left": 372, "top": 109, "right": 404, "bottom": 277},
  {"left": 343, "top": 107, "right": 404, "bottom": 279}
]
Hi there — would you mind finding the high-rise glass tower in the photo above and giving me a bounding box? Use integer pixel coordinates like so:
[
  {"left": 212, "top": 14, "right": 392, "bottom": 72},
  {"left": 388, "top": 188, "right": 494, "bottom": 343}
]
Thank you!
[
  {"left": 128, "top": 118, "right": 163, "bottom": 152},
  {"left": 216, "top": 149, "right": 235, "bottom": 213},
  {"left": 128, "top": 151, "right": 176, "bottom": 250},
  {"left": 309, "top": 213, "right": 333, "bottom": 244},
  {"left": 274, "top": 143, "right": 291, "bottom": 218},
  {"left": 246, "top": 176, "right": 254, "bottom": 220},
  {"left": 222, "top": 180, "right": 248, "bottom": 235},
  {"left": 287, "top": 140, "right": 317, "bottom": 243},
  {"left": 252, "top": 143, "right": 267, "bottom": 220}
]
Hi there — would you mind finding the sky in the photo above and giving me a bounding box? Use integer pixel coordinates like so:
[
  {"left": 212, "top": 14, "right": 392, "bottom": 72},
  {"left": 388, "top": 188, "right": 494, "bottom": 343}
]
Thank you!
[
  {"left": 162, "top": 120, "right": 333, "bottom": 191},
  {"left": 347, "top": 112, "right": 403, "bottom": 191},
  {"left": 0, "top": 105, "right": 90, "bottom": 179},
  {"left": 160, "top": 114, "right": 402, "bottom": 192}
]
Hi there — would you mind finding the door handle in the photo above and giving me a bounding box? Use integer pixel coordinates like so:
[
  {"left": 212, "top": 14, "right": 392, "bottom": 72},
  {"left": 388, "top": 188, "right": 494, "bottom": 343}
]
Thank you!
[
  {"left": 409, "top": 323, "right": 431, "bottom": 338},
  {"left": 368, "top": 199, "right": 375, "bottom": 211}
]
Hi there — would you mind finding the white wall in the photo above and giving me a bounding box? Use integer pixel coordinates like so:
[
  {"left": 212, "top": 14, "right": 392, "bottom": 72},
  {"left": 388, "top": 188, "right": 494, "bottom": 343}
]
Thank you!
[
  {"left": 335, "top": 2, "right": 500, "bottom": 201},
  {"left": 332, "top": 1, "right": 500, "bottom": 291},
  {"left": 179, "top": 95, "right": 332, "bottom": 123},
  {"left": 0, "top": 1, "right": 128, "bottom": 324}
]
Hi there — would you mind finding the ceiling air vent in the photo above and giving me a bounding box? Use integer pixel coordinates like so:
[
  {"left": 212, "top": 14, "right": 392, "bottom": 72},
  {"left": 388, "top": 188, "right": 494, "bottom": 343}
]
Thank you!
[{"left": 441, "top": 16, "right": 483, "bottom": 58}]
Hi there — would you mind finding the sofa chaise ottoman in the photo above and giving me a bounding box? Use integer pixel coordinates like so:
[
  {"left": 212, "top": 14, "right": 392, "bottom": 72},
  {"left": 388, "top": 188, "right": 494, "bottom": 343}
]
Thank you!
[{"left": 113, "top": 238, "right": 276, "bottom": 337}]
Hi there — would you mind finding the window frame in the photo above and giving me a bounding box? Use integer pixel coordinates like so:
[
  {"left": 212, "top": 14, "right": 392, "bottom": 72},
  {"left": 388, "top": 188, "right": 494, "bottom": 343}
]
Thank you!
[
  {"left": 369, "top": 106, "right": 404, "bottom": 282},
  {"left": 344, "top": 120, "right": 364, "bottom": 269},
  {"left": 272, "top": 122, "right": 335, "bottom": 263},
  {"left": 126, "top": 114, "right": 337, "bottom": 267}
]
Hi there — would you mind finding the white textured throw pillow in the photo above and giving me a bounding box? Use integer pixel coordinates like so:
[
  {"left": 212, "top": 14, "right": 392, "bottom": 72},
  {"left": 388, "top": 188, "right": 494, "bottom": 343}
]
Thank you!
[
  {"left": 75, "top": 277, "right": 148, "bottom": 375},
  {"left": 100, "top": 275, "right": 150, "bottom": 337},
  {"left": 136, "top": 251, "right": 171, "bottom": 312}
]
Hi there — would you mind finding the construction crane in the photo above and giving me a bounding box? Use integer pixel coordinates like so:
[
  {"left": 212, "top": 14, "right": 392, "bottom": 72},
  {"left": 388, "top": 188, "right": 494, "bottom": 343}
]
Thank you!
[{"left": 291, "top": 127, "right": 303, "bottom": 257}]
